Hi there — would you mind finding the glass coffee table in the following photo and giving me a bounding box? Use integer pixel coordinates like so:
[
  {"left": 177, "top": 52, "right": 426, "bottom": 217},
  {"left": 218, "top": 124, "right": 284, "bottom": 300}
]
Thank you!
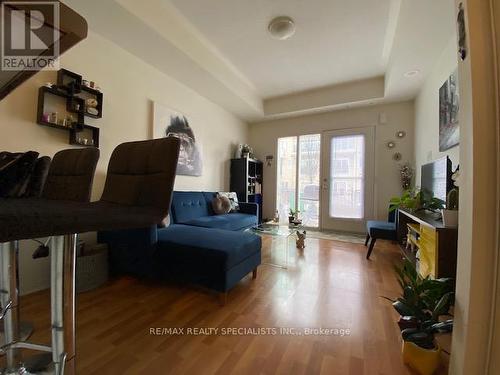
[{"left": 250, "top": 222, "right": 303, "bottom": 269}]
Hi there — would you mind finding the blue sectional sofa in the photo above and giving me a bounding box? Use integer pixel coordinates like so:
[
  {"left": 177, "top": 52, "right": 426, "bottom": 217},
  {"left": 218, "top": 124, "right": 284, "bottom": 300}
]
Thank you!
[
  {"left": 98, "top": 191, "right": 261, "bottom": 300},
  {"left": 170, "top": 191, "right": 258, "bottom": 230}
]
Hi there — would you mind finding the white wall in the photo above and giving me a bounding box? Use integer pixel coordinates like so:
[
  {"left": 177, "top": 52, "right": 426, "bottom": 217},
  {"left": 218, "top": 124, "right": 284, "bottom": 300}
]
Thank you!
[
  {"left": 0, "top": 32, "right": 248, "bottom": 294},
  {"left": 414, "top": 36, "right": 459, "bottom": 182},
  {"left": 449, "top": 0, "right": 500, "bottom": 373},
  {"left": 249, "top": 101, "right": 415, "bottom": 223}
]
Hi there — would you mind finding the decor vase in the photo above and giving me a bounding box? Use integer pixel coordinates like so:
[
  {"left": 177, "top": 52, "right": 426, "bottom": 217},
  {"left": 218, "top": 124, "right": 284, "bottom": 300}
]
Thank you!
[
  {"left": 441, "top": 209, "right": 458, "bottom": 228},
  {"left": 402, "top": 341, "right": 441, "bottom": 375}
]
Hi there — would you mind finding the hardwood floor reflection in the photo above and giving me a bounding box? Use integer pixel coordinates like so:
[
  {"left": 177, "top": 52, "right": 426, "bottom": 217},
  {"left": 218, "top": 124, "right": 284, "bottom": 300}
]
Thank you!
[{"left": 11, "top": 236, "right": 448, "bottom": 374}]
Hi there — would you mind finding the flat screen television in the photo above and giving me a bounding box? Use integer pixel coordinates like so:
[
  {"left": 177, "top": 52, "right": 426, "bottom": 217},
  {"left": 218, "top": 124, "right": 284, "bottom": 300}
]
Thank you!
[{"left": 421, "top": 156, "right": 452, "bottom": 202}]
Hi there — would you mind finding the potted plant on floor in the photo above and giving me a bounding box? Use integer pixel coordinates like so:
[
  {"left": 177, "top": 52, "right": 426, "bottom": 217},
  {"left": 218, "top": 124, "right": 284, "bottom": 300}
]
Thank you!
[{"left": 385, "top": 260, "right": 454, "bottom": 375}]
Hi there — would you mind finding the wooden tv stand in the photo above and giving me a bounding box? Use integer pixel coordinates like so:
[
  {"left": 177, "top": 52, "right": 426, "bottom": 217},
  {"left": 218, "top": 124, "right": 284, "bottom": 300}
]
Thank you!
[{"left": 397, "top": 209, "right": 458, "bottom": 279}]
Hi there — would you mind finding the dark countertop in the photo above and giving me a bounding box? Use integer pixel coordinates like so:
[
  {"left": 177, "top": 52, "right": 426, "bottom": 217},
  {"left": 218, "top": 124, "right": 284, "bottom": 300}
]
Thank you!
[{"left": 0, "top": 198, "right": 164, "bottom": 242}]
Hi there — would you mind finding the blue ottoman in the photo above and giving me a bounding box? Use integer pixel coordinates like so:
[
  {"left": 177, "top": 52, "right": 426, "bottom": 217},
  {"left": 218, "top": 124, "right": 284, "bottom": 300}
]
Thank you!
[{"left": 156, "top": 224, "right": 261, "bottom": 303}]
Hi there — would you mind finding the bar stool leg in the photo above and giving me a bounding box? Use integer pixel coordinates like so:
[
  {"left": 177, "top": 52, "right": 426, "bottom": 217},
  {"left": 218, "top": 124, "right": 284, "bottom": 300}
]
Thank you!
[
  {"left": 0, "top": 241, "right": 25, "bottom": 374},
  {"left": 51, "top": 234, "right": 77, "bottom": 375}
]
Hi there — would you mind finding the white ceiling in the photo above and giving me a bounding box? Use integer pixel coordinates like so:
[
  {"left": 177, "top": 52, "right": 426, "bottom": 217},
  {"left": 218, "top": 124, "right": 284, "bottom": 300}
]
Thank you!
[
  {"left": 169, "top": 0, "right": 392, "bottom": 98},
  {"left": 62, "top": 0, "right": 457, "bottom": 121}
]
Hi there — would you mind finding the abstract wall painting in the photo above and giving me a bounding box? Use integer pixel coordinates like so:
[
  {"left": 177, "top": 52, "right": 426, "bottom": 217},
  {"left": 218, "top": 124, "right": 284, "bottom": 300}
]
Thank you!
[
  {"left": 439, "top": 70, "right": 460, "bottom": 151},
  {"left": 153, "top": 102, "right": 202, "bottom": 176}
]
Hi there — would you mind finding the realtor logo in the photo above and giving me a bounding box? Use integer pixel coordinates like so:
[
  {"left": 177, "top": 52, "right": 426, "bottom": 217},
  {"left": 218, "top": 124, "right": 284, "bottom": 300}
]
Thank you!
[{"left": 1, "top": 1, "right": 60, "bottom": 71}]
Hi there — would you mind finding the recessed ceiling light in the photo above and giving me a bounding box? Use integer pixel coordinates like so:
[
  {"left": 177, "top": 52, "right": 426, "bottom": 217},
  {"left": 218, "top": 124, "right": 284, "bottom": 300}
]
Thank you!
[
  {"left": 404, "top": 70, "right": 420, "bottom": 78},
  {"left": 268, "top": 16, "right": 295, "bottom": 40}
]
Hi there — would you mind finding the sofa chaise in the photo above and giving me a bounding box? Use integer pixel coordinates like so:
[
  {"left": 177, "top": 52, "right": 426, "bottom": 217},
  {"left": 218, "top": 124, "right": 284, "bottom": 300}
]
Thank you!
[{"left": 98, "top": 191, "right": 261, "bottom": 302}]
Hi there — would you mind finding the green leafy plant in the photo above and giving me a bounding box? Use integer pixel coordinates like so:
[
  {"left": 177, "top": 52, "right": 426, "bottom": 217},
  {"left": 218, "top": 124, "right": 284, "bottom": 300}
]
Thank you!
[
  {"left": 390, "top": 189, "right": 419, "bottom": 212},
  {"left": 385, "top": 260, "right": 454, "bottom": 349},
  {"left": 390, "top": 260, "right": 454, "bottom": 319},
  {"left": 390, "top": 189, "right": 445, "bottom": 213},
  {"left": 419, "top": 189, "right": 446, "bottom": 212}
]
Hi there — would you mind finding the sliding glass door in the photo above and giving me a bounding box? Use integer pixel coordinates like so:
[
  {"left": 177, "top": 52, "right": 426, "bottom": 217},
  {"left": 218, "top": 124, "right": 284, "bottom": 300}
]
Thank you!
[
  {"left": 276, "top": 134, "right": 320, "bottom": 227},
  {"left": 298, "top": 135, "right": 321, "bottom": 227},
  {"left": 276, "top": 137, "right": 297, "bottom": 224}
]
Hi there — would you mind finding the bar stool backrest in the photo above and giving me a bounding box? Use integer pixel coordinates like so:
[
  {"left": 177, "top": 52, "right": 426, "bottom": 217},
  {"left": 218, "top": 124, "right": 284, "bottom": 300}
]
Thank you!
[
  {"left": 100, "top": 138, "right": 180, "bottom": 215},
  {"left": 42, "top": 148, "right": 99, "bottom": 202},
  {"left": 25, "top": 156, "right": 52, "bottom": 198}
]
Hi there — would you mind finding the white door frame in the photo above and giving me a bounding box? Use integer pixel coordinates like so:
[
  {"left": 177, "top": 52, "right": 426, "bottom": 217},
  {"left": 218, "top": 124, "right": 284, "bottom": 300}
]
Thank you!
[
  {"left": 449, "top": 1, "right": 500, "bottom": 374},
  {"left": 320, "top": 126, "right": 375, "bottom": 233}
]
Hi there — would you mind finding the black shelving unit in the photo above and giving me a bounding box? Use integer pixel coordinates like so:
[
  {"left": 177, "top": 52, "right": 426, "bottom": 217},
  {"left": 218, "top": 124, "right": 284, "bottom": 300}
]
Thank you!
[
  {"left": 36, "top": 68, "right": 103, "bottom": 148},
  {"left": 230, "top": 157, "right": 263, "bottom": 223}
]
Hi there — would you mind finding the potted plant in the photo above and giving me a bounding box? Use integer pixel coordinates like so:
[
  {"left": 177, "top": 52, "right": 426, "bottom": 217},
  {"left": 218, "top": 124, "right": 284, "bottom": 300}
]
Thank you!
[
  {"left": 241, "top": 144, "right": 253, "bottom": 158},
  {"left": 390, "top": 188, "right": 420, "bottom": 212},
  {"left": 441, "top": 168, "right": 460, "bottom": 227},
  {"left": 441, "top": 188, "right": 458, "bottom": 227},
  {"left": 288, "top": 209, "right": 299, "bottom": 224},
  {"left": 401, "top": 309, "right": 453, "bottom": 375},
  {"left": 419, "top": 189, "right": 446, "bottom": 213},
  {"left": 390, "top": 189, "right": 445, "bottom": 213},
  {"left": 385, "top": 260, "right": 454, "bottom": 375}
]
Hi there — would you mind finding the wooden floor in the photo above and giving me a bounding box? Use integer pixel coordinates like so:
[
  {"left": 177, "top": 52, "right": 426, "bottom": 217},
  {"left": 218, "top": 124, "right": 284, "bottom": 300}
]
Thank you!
[{"left": 8, "top": 236, "right": 448, "bottom": 374}]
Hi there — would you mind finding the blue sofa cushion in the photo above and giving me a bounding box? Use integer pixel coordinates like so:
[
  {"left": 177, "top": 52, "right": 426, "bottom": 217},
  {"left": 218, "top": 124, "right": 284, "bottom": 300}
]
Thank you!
[
  {"left": 183, "top": 213, "right": 257, "bottom": 231},
  {"left": 202, "top": 192, "right": 217, "bottom": 214},
  {"left": 219, "top": 213, "right": 257, "bottom": 230},
  {"left": 170, "top": 191, "right": 210, "bottom": 224},
  {"left": 157, "top": 224, "right": 261, "bottom": 270},
  {"left": 182, "top": 215, "right": 230, "bottom": 229},
  {"left": 367, "top": 220, "right": 397, "bottom": 240}
]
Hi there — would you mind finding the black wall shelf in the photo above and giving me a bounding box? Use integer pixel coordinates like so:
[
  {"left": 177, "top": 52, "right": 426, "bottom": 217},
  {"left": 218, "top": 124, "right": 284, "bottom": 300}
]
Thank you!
[
  {"left": 36, "top": 68, "right": 103, "bottom": 148},
  {"left": 70, "top": 125, "right": 99, "bottom": 148},
  {"left": 57, "top": 68, "right": 82, "bottom": 91}
]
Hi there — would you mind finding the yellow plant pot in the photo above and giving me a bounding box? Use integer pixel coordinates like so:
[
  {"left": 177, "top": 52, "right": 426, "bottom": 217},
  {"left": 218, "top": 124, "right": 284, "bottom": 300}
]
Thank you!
[{"left": 402, "top": 341, "right": 441, "bottom": 375}]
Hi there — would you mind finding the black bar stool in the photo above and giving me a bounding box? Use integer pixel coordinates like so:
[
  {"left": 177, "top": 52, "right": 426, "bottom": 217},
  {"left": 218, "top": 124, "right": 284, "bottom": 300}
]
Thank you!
[
  {"left": 0, "top": 154, "right": 50, "bottom": 345},
  {"left": 0, "top": 138, "right": 179, "bottom": 375},
  {"left": 0, "top": 148, "right": 99, "bottom": 375}
]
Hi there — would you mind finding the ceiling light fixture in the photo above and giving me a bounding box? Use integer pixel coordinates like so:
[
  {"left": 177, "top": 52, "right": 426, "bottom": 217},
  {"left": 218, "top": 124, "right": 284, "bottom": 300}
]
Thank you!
[
  {"left": 404, "top": 70, "right": 420, "bottom": 78},
  {"left": 268, "top": 16, "right": 295, "bottom": 40}
]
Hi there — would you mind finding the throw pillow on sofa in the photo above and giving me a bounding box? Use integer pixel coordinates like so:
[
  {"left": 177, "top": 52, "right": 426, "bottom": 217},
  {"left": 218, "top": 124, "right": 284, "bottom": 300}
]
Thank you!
[
  {"left": 217, "top": 192, "right": 239, "bottom": 212},
  {"left": 212, "top": 193, "right": 231, "bottom": 214}
]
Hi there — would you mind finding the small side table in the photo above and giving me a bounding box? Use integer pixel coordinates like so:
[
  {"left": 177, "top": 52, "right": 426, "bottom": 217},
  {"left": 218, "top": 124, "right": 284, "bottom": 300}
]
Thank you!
[{"left": 250, "top": 222, "right": 304, "bottom": 268}]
